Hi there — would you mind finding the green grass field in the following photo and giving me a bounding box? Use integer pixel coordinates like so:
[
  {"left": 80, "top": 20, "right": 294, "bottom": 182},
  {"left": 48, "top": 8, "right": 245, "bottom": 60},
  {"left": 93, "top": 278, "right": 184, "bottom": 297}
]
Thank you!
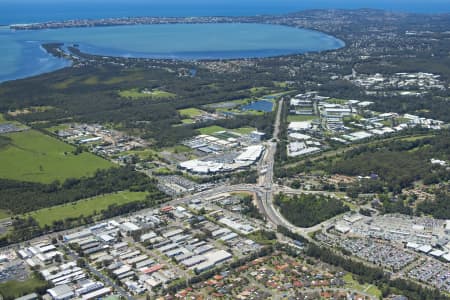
[
  {"left": 0, "top": 130, "right": 113, "bottom": 183},
  {"left": 326, "top": 98, "right": 348, "bottom": 104},
  {"left": 197, "top": 126, "right": 254, "bottom": 137},
  {"left": 0, "top": 113, "right": 6, "bottom": 123},
  {"left": 181, "top": 119, "right": 195, "bottom": 124},
  {"left": 178, "top": 107, "right": 206, "bottom": 118},
  {"left": 198, "top": 125, "right": 227, "bottom": 135},
  {"left": 103, "top": 77, "right": 126, "bottom": 84},
  {"left": 249, "top": 87, "right": 270, "bottom": 95},
  {"left": 0, "top": 276, "right": 48, "bottom": 300},
  {"left": 119, "top": 88, "right": 176, "bottom": 100},
  {"left": 151, "top": 90, "right": 176, "bottom": 98},
  {"left": 247, "top": 231, "right": 277, "bottom": 245},
  {"left": 273, "top": 81, "right": 289, "bottom": 88},
  {"left": 54, "top": 72, "right": 139, "bottom": 89},
  {"left": 83, "top": 76, "right": 99, "bottom": 85},
  {"left": 162, "top": 144, "right": 192, "bottom": 154},
  {"left": 44, "top": 124, "right": 71, "bottom": 134},
  {"left": 117, "top": 148, "right": 160, "bottom": 160},
  {"left": 344, "top": 273, "right": 382, "bottom": 298},
  {"left": 0, "top": 209, "right": 10, "bottom": 220},
  {"left": 53, "top": 77, "right": 80, "bottom": 89},
  {"left": 216, "top": 107, "right": 264, "bottom": 116},
  {"left": 231, "top": 127, "right": 255, "bottom": 135},
  {"left": 26, "top": 191, "right": 149, "bottom": 226},
  {"left": 400, "top": 134, "right": 435, "bottom": 142},
  {"left": 287, "top": 115, "right": 317, "bottom": 122}
]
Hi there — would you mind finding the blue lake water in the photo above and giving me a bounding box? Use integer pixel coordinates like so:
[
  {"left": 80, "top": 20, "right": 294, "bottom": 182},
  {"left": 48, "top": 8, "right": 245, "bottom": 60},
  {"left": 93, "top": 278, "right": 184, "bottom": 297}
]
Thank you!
[
  {"left": 1, "top": 0, "right": 448, "bottom": 83},
  {"left": 241, "top": 100, "right": 274, "bottom": 112},
  {"left": 0, "top": 23, "right": 344, "bottom": 82}
]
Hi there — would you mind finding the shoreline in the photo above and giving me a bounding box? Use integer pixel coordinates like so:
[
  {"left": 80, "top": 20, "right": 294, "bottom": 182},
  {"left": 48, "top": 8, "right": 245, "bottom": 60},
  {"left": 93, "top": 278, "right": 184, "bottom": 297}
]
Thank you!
[
  {"left": 9, "top": 16, "right": 269, "bottom": 31},
  {"left": 0, "top": 19, "right": 347, "bottom": 83},
  {"left": 7, "top": 6, "right": 450, "bottom": 30}
]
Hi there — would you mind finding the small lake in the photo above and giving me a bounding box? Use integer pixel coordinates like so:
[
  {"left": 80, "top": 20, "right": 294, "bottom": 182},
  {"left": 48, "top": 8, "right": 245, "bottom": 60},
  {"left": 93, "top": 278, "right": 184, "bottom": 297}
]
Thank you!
[
  {"left": 241, "top": 100, "right": 274, "bottom": 112},
  {"left": 0, "top": 23, "right": 344, "bottom": 82}
]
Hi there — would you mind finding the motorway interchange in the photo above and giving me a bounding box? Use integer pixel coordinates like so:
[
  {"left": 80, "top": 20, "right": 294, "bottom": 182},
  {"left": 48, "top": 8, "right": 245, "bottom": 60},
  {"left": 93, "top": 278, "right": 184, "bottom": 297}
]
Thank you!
[{"left": 3, "top": 99, "right": 447, "bottom": 298}]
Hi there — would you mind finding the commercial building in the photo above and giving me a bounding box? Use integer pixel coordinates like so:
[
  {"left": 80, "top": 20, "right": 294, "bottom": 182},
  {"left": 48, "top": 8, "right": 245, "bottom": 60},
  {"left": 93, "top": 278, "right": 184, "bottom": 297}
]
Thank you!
[
  {"left": 81, "top": 287, "right": 112, "bottom": 300},
  {"left": 250, "top": 131, "right": 266, "bottom": 141},
  {"left": 179, "top": 145, "right": 263, "bottom": 174},
  {"left": 47, "top": 284, "right": 75, "bottom": 300},
  {"left": 194, "top": 250, "right": 232, "bottom": 273},
  {"left": 288, "top": 121, "right": 312, "bottom": 132}
]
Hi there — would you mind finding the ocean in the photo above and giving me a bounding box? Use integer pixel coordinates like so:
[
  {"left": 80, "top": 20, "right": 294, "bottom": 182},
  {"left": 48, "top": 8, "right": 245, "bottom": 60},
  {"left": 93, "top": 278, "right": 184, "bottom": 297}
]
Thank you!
[
  {"left": 0, "top": 0, "right": 448, "bottom": 83},
  {"left": 1, "top": 0, "right": 449, "bottom": 25}
]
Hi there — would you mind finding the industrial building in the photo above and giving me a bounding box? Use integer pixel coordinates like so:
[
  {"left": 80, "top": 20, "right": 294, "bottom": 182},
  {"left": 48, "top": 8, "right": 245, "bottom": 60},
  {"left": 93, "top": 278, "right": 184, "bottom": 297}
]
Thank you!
[{"left": 179, "top": 145, "right": 264, "bottom": 174}]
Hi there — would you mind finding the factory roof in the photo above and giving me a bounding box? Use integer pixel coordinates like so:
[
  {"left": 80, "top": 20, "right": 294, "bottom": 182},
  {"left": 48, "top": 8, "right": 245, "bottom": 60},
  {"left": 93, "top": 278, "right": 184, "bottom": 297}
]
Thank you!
[
  {"left": 120, "top": 222, "right": 140, "bottom": 232},
  {"left": 179, "top": 160, "right": 224, "bottom": 174},
  {"left": 64, "top": 229, "right": 92, "bottom": 241},
  {"left": 430, "top": 249, "right": 446, "bottom": 257},
  {"left": 235, "top": 145, "right": 264, "bottom": 162},
  {"left": 47, "top": 284, "right": 74, "bottom": 299},
  {"left": 418, "top": 245, "right": 433, "bottom": 253},
  {"left": 288, "top": 133, "right": 311, "bottom": 140},
  {"left": 288, "top": 121, "right": 312, "bottom": 131}
]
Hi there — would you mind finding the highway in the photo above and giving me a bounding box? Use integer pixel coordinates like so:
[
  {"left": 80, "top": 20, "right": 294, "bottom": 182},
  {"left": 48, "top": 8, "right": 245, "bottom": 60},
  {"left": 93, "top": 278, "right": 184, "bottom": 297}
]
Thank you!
[
  {"left": 148, "top": 96, "right": 317, "bottom": 241},
  {"left": 154, "top": 116, "right": 313, "bottom": 238},
  {"left": 1, "top": 96, "right": 330, "bottom": 298},
  {"left": 251, "top": 98, "right": 331, "bottom": 241},
  {"left": 255, "top": 99, "right": 297, "bottom": 228}
]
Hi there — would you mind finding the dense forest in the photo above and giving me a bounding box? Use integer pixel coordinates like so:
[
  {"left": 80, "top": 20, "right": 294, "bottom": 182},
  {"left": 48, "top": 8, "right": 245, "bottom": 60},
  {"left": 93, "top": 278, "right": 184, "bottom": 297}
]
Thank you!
[
  {"left": 417, "top": 191, "right": 450, "bottom": 219},
  {"left": 0, "top": 166, "right": 165, "bottom": 214},
  {"left": 277, "top": 132, "right": 450, "bottom": 194},
  {"left": 325, "top": 134, "right": 450, "bottom": 193},
  {"left": 0, "top": 193, "right": 166, "bottom": 246},
  {"left": 274, "top": 193, "right": 349, "bottom": 227},
  {"left": 0, "top": 166, "right": 168, "bottom": 246},
  {"left": 0, "top": 63, "right": 280, "bottom": 147}
]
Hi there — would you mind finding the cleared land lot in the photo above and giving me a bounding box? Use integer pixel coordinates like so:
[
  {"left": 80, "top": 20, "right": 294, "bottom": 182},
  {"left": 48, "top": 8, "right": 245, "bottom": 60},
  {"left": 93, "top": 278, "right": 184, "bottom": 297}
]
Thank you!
[
  {"left": 0, "top": 130, "right": 113, "bottom": 183},
  {"left": 178, "top": 107, "right": 206, "bottom": 118},
  {"left": 197, "top": 125, "right": 255, "bottom": 136},
  {"left": 344, "top": 273, "right": 382, "bottom": 298},
  {"left": 26, "top": 191, "right": 149, "bottom": 226},
  {"left": 198, "top": 125, "right": 227, "bottom": 135},
  {"left": 287, "top": 115, "right": 317, "bottom": 122},
  {"left": 118, "top": 88, "right": 176, "bottom": 100},
  {"left": 0, "top": 210, "right": 10, "bottom": 219},
  {"left": 231, "top": 126, "right": 255, "bottom": 135}
]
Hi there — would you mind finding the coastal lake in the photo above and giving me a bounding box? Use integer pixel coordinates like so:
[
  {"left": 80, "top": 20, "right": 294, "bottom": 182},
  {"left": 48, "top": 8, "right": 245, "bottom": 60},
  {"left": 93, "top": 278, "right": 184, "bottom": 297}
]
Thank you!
[{"left": 0, "top": 23, "right": 344, "bottom": 82}]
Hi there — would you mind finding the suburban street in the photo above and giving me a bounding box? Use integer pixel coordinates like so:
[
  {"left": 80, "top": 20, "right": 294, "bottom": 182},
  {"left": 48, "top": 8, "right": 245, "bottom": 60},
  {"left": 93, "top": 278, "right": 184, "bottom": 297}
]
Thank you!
[{"left": 60, "top": 243, "right": 134, "bottom": 300}]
